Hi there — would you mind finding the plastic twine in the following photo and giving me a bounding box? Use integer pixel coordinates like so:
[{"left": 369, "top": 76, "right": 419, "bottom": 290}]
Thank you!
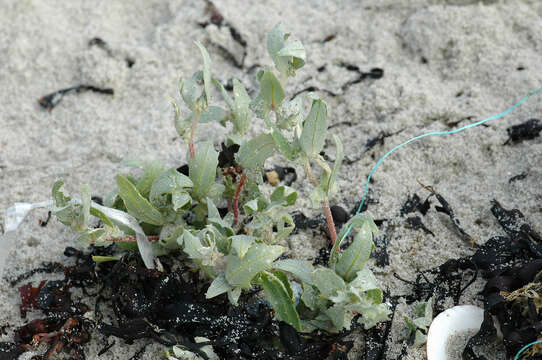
[
  {"left": 514, "top": 340, "right": 542, "bottom": 360},
  {"left": 338, "top": 87, "right": 542, "bottom": 244}
]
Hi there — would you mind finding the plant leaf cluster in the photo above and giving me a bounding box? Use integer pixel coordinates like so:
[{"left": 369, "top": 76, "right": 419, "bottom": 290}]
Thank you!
[{"left": 50, "top": 24, "right": 388, "bottom": 336}]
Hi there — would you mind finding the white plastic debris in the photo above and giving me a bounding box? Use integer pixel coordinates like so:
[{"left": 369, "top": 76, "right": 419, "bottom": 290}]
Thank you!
[{"left": 426, "top": 305, "right": 484, "bottom": 360}]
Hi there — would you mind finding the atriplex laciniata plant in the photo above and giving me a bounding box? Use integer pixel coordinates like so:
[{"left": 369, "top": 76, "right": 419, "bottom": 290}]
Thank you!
[{"left": 51, "top": 24, "right": 389, "bottom": 335}]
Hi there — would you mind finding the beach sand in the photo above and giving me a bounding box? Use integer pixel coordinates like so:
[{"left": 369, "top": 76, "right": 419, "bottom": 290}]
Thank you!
[{"left": 1, "top": 1, "right": 541, "bottom": 358}]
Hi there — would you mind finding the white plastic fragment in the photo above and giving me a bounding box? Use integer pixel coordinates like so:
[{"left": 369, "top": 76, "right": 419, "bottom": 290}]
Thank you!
[
  {"left": 426, "top": 305, "right": 484, "bottom": 360},
  {"left": 4, "top": 200, "right": 53, "bottom": 233},
  {"left": 2, "top": 199, "right": 156, "bottom": 270}
]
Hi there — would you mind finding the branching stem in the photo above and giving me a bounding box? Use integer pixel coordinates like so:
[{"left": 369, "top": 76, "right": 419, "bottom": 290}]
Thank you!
[{"left": 303, "top": 158, "right": 337, "bottom": 244}]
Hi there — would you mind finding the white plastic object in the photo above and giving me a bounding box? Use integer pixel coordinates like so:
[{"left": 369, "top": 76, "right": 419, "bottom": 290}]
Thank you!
[{"left": 426, "top": 305, "right": 484, "bottom": 360}]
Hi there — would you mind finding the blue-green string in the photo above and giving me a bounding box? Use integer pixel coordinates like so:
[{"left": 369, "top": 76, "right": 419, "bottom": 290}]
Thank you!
[
  {"left": 339, "top": 87, "right": 542, "bottom": 243},
  {"left": 514, "top": 340, "right": 542, "bottom": 360}
]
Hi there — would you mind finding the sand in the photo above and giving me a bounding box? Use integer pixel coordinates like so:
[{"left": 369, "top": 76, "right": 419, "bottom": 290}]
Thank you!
[{"left": 1, "top": 0, "right": 541, "bottom": 359}]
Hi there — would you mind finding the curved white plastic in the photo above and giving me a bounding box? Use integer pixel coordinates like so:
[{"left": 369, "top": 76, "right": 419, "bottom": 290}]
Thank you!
[{"left": 426, "top": 305, "right": 484, "bottom": 360}]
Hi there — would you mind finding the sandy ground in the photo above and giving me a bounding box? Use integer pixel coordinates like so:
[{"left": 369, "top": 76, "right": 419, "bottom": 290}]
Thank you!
[{"left": 1, "top": 0, "right": 541, "bottom": 359}]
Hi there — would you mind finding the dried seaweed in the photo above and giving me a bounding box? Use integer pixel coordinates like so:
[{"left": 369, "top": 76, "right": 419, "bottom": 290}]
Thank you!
[{"left": 38, "top": 85, "right": 114, "bottom": 111}]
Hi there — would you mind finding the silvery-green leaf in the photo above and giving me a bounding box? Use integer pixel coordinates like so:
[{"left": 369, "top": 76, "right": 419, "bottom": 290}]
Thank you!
[
  {"left": 259, "top": 271, "right": 301, "bottom": 331},
  {"left": 271, "top": 128, "right": 294, "bottom": 160},
  {"left": 230, "top": 235, "right": 255, "bottom": 258},
  {"left": 276, "top": 40, "right": 306, "bottom": 71},
  {"left": 80, "top": 184, "right": 91, "bottom": 231},
  {"left": 300, "top": 99, "right": 327, "bottom": 156},
  {"left": 232, "top": 79, "right": 251, "bottom": 134},
  {"left": 206, "top": 197, "right": 221, "bottom": 219},
  {"left": 243, "top": 199, "right": 259, "bottom": 215},
  {"left": 51, "top": 180, "right": 87, "bottom": 231},
  {"left": 267, "top": 23, "right": 288, "bottom": 74},
  {"left": 189, "top": 142, "right": 219, "bottom": 200},
  {"left": 92, "top": 202, "right": 155, "bottom": 269},
  {"left": 349, "top": 268, "right": 379, "bottom": 291},
  {"left": 206, "top": 273, "right": 231, "bottom": 299},
  {"left": 270, "top": 186, "right": 297, "bottom": 206},
  {"left": 180, "top": 71, "right": 203, "bottom": 111},
  {"left": 356, "top": 302, "right": 391, "bottom": 329},
  {"left": 225, "top": 244, "right": 284, "bottom": 289},
  {"left": 103, "top": 189, "right": 118, "bottom": 208},
  {"left": 413, "top": 330, "right": 427, "bottom": 347},
  {"left": 323, "top": 135, "right": 343, "bottom": 195},
  {"left": 272, "top": 259, "right": 314, "bottom": 284},
  {"left": 334, "top": 221, "right": 375, "bottom": 282},
  {"left": 116, "top": 174, "right": 165, "bottom": 226},
  {"left": 212, "top": 77, "right": 234, "bottom": 109},
  {"left": 277, "top": 96, "right": 302, "bottom": 129},
  {"left": 331, "top": 214, "right": 378, "bottom": 265},
  {"left": 301, "top": 283, "right": 328, "bottom": 311},
  {"left": 170, "top": 98, "right": 189, "bottom": 138},
  {"left": 235, "top": 134, "right": 275, "bottom": 169},
  {"left": 171, "top": 191, "right": 191, "bottom": 211},
  {"left": 133, "top": 161, "right": 165, "bottom": 199},
  {"left": 159, "top": 224, "right": 184, "bottom": 250},
  {"left": 310, "top": 268, "right": 346, "bottom": 298},
  {"left": 227, "top": 287, "right": 242, "bottom": 306},
  {"left": 195, "top": 41, "right": 212, "bottom": 107},
  {"left": 196, "top": 106, "right": 227, "bottom": 124},
  {"left": 260, "top": 71, "right": 285, "bottom": 110},
  {"left": 325, "top": 305, "right": 345, "bottom": 330}
]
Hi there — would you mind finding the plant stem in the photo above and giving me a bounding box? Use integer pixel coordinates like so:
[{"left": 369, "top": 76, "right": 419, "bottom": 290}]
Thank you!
[
  {"left": 104, "top": 235, "right": 159, "bottom": 243},
  {"left": 303, "top": 158, "right": 337, "bottom": 244},
  {"left": 188, "top": 111, "right": 201, "bottom": 158},
  {"left": 233, "top": 173, "right": 247, "bottom": 226}
]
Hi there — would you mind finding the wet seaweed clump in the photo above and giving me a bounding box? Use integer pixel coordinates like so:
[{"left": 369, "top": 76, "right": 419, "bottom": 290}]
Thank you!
[{"left": 1, "top": 245, "right": 355, "bottom": 359}]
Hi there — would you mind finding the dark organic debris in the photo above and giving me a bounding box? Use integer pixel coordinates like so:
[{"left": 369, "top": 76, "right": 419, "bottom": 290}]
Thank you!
[
  {"left": 400, "top": 194, "right": 430, "bottom": 217},
  {"left": 372, "top": 234, "right": 390, "bottom": 267},
  {"left": 508, "top": 172, "right": 528, "bottom": 183},
  {"left": 5, "top": 244, "right": 353, "bottom": 359},
  {"left": 199, "top": 1, "right": 248, "bottom": 69},
  {"left": 38, "top": 85, "right": 114, "bottom": 111},
  {"left": 177, "top": 164, "right": 189, "bottom": 176},
  {"left": 89, "top": 37, "right": 135, "bottom": 68},
  {"left": 292, "top": 211, "right": 326, "bottom": 232},
  {"left": 418, "top": 181, "right": 474, "bottom": 246},
  {"left": 344, "top": 129, "right": 405, "bottom": 165},
  {"left": 39, "top": 210, "right": 52, "bottom": 227},
  {"left": 405, "top": 216, "right": 435, "bottom": 237},
  {"left": 330, "top": 205, "right": 349, "bottom": 227},
  {"left": 504, "top": 118, "right": 542, "bottom": 145},
  {"left": 218, "top": 142, "right": 240, "bottom": 169}
]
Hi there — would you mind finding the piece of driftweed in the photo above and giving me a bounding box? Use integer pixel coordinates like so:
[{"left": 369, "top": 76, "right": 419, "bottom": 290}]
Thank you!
[{"left": 51, "top": 23, "right": 389, "bottom": 335}]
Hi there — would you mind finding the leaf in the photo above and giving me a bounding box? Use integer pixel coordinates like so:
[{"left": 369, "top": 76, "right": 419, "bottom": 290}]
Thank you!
[
  {"left": 232, "top": 79, "right": 251, "bottom": 134},
  {"left": 271, "top": 128, "right": 294, "bottom": 160},
  {"left": 188, "top": 142, "right": 219, "bottom": 200},
  {"left": 272, "top": 259, "right": 314, "bottom": 285},
  {"left": 259, "top": 271, "right": 301, "bottom": 331},
  {"left": 334, "top": 221, "right": 375, "bottom": 282},
  {"left": 260, "top": 71, "right": 285, "bottom": 110},
  {"left": 180, "top": 71, "right": 203, "bottom": 111},
  {"left": 270, "top": 186, "right": 297, "bottom": 207},
  {"left": 92, "top": 256, "right": 120, "bottom": 263},
  {"left": 149, "top": 168, "right": 193, "bottom": 208},
  {"left": 206, "top": 274, "right": 231, "bottom": 299},
  {"left": 310, "top": 268, "right": 346, "bottom": 298},
  {"left": 325, "top": 305, "right": 345, "bottom": 330},
  {"left": 230, "top": 235, "right": 255, "bottom": 258},
  {"left": 267, "top": 23, "right": 288, "bottom": 74},
  {"left": 196, "top": 106, "right": 227, "bottom": 124},
  {"left": 116, "top": 174, "right": 165, "bottom": 226},
  {"left": 195, "top": 41, "right": 212, "bottom": 107},
  {"left": 212, "top": 77, "right": 234, "bottom": 109},
  {"left": 323, "top": 135, "right": 343, "bottom": 195},
  {"left": 135, "top": 161, "right": 165, "bottom": 199},
  {"left": 331, "top": 214, "right": 378, "bottom": 266},
  {"left": 225, "top": 244, "right": 284, "bottom": 289},
  {"left": 301, "top": 283, "right": 328, "bottom": 311},
  {"left": 235, "top": 134, "right": 275, "bottom": 169},
  {"left": 300, "top": 99, "right": 327, "bottom": 156},
  {"left": 276, "top": 40, "right": 306, "bottom": 70},
  {"left": 206, "top": 197, "right": 221, "bottom": 219}
]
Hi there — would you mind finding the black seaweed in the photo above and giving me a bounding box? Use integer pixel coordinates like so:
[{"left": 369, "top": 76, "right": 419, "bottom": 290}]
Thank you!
[{"left": 38, "top": 85, "right": 114, "bottom": 111}]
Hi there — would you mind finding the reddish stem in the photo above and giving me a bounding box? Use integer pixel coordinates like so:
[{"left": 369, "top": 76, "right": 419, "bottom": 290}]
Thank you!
[
  {"left": 103, "top": 235, "right": 159, "bottom": 243},
  {"left": 323, "top": 201, "right": 338, "bottom": 245},
  {"left": 233, "top": 173, "right": 247, "bottom": 225},
  {"left": 189, "top": 142, "right": 195, "bottom": 158}
]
